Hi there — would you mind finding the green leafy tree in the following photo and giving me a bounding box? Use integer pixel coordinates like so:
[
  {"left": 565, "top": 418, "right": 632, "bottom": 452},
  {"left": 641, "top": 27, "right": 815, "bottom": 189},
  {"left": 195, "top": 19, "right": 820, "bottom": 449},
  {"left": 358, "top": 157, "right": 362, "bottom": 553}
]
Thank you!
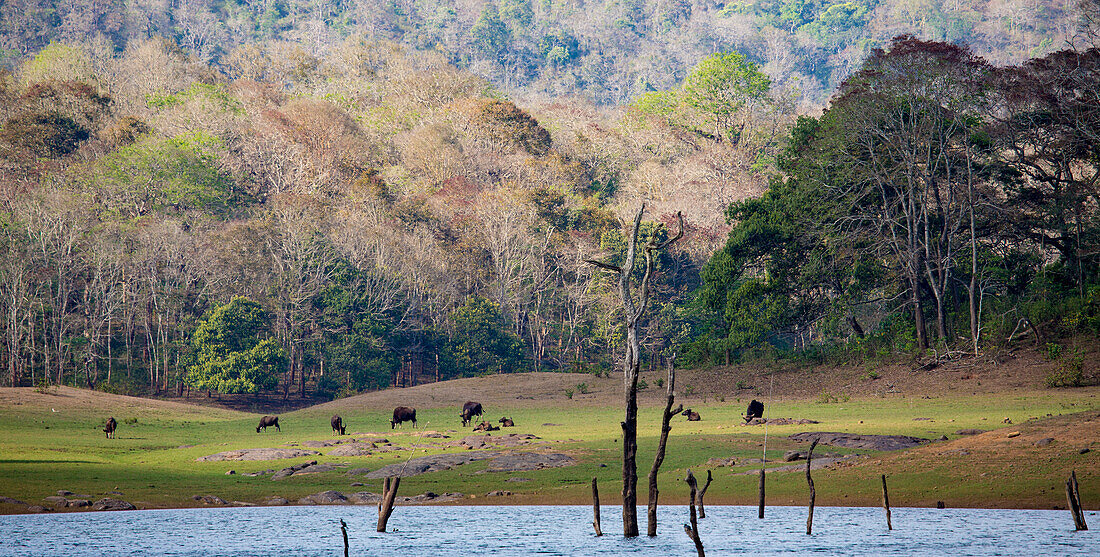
[
  {"left": 186, "top": 297, "right": 286, "bottom": 394},
  {"left": 449, "top": 295, "right": 525, "bottom": 375},
  {"left": 695, "top": 115, "right": 883, "bottom": 359},
  {"left": 313, "top": 261, "right": 402, "bottom": 394},
  {"left": 92, "top": 132, "right": 243, "bottom": 221},
  {"left": 682, "top": 51, "right": 770, "bottom": 144},
  {"left": 471, "top": 4, "right": 511, "bottom": 59}
]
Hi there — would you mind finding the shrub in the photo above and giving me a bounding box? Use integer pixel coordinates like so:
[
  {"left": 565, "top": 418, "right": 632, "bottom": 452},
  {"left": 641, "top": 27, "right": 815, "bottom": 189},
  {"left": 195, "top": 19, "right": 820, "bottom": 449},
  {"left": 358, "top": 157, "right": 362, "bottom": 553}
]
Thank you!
[
  {"left": 0, "top": 111, "right": 88, "bottom": 157},
  {"left": 1046, "top": 354, "right": 1085, "bottom": 388}
]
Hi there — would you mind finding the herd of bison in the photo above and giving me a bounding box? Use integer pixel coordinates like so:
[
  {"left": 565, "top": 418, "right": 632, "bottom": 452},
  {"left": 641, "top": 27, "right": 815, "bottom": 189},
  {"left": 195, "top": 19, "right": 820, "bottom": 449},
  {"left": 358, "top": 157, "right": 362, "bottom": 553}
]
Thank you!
[{"left": 100, "top": 399, "right": 766, "bottom": 438}]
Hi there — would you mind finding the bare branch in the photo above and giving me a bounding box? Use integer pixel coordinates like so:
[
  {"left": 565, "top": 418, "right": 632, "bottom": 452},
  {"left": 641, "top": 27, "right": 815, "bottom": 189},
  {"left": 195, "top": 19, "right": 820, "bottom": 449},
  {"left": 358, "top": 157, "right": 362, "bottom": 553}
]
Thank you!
[{"left": 583, "top": 259, "right": 623, "bottom": 274}]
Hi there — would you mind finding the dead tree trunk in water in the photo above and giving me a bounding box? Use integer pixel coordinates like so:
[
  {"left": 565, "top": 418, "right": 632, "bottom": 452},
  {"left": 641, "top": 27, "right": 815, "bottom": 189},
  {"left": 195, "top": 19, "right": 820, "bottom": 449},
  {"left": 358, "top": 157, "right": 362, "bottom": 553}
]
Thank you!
[
  {"left": 805, "top": 439, "right": 818, "bottom": 535},
  {"left": 882, "top": 474, "right": 893, "bottom": 530},
  {"left": 377, "top": 476, "right": 400, "bottom": 532},
  {"left": 647, "top": 356, "right": 682, "bottom": 536},
  {"left": 758, "top": 467, "right": 765, "bottom": 518},
  {"left": 340, "top": 518, "right": 349, "bottom": 557},
  {"left": 592, "top": 477, "right": 603, "bottom": 536},
  {"left": 586, "top": 205, "right": 683, "bottom": 537},
  {"left": 698, "top": 470, "right": 713, "bottom": 519},
  {"left": 683, "top": 470, "right": 705, "bottom": 557},
  {"left": 1067, "top": 470, "right": 1088, "bottom": 531}
]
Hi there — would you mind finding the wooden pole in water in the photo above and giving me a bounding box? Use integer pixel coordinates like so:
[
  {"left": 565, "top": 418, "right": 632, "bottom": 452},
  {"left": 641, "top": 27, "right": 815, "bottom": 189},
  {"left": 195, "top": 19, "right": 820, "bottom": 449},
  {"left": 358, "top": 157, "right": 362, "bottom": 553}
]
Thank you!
[
  {"left": 698, "top": 470, "right": 713, "bottom": 519},
  {"left": 881, "top": 474, "right": 893, "bottom": 530},
  {"left": 592, "top": 477, "right": 603, "bottom": 536},
  {"left": 683, "top": 470, "right": 705, "bottom": 557},
  {"left": 340, "top": 518, "right": 349, "bottom": 557},
  {"left": 377, "top": 476, "right": 401, "bottom": 532},
  {"left": 758, "top": 467, "right": 766, "bottom": 518},
  {"left": 1067, "top": 470, "right": 1088, "bottom": 531},
  {"left": 806, "top": 439, "right": 818, "bottom": 535}
]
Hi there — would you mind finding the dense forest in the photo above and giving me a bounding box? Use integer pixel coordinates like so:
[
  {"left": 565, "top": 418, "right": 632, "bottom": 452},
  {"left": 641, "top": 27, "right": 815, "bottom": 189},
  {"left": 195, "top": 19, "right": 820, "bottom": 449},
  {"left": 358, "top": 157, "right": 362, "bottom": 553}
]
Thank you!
[
  {"left": 0, "top": 1, "right": 1096, "bottom": 398},
  {"left": 0, "top": 0, "right": 1084, "bottom": 106}
]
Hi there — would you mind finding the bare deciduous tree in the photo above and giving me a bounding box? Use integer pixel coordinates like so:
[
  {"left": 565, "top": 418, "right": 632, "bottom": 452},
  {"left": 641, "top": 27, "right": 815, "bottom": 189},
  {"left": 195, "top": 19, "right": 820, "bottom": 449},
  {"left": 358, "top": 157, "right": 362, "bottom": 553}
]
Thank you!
[{"left": 586, "top": 204, "right": 682, "bottom": 537}]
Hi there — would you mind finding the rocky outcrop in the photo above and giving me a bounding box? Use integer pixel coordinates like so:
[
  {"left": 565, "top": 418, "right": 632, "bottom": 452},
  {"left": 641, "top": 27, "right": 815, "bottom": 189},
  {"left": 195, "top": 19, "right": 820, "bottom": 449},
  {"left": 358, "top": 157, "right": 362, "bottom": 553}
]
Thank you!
[
  {"left": 297, "top": 490, "right": 349, "bottom": 505},
  {"left": 327, "top": 443, "right": 375, "bottom": 457},
  {"left": 788, "top": 432, "right": 929, "bottom": 451},
  {"left": 364, "top": 452, "right": 500, "bottom": 478},
  {"left": 485, "top": 453, "right": 574, "bottom": 472},
  {"left": 192, "top": 495, "right": 228, "bottom": 505},
  {"left": 271, "top": 460, "right": 320, "bottom": 480},
  {"left": 92, "top": 498, "right": 136, "bottom": 511},
  {"left": 197, "top": 448, "right": 321, "bottom": 462}
]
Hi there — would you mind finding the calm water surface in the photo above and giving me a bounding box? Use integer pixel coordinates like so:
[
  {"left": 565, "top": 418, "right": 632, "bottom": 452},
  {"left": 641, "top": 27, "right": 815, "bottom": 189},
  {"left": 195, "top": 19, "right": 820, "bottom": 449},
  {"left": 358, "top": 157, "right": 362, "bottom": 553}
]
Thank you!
[{"left": 2, "top": 505, "right": 1096, "bottom": 556}]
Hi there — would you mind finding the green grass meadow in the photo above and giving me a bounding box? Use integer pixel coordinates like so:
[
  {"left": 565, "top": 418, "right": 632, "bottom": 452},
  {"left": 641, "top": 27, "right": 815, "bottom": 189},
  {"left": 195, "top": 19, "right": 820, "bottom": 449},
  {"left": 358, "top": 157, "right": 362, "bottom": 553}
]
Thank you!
[{"left": 2, "top": 386, "right": 1098, "bottom": 513}]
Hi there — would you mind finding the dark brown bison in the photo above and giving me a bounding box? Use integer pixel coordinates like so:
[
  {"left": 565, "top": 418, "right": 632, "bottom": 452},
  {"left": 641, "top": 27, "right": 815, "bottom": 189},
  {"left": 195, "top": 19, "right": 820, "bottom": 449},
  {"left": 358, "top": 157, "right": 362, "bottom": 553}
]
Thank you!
[
  {"left": 682, "top": 409, "right": 701, "bottom": 421},
  {"left": 498, "top": 417, "right": 514, "bottom": 427},
  {"left": 473, "top": 421, "right": 499, "bottom": 432},
  {"left": 744, "top": 400, "right": 764, "bottom": 423},
  {"left": 391, "top": 407, "right": 416, "bottom": 429},
  {"left": 460, "top": 401, "right": 483, "bottom": 427},
  {"left": 103, "top": 417, "right": 117, "bottom": 439},
  {"left": 256, "top": 415, "right": 280, "bottom": 433},
  {"left": 331, "top": 414, "right": 346, "bottom": 435}
]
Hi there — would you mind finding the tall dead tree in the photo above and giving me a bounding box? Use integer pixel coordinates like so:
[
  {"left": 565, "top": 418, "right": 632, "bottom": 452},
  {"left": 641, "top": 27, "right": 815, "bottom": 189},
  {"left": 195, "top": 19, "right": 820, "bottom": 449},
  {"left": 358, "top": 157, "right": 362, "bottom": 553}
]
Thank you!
[
  {"left": 647, "top": 355, "right": 682, "bottom": 536},
  {"left": 586, "top": 205, "right": 684, "bottom": 537}
]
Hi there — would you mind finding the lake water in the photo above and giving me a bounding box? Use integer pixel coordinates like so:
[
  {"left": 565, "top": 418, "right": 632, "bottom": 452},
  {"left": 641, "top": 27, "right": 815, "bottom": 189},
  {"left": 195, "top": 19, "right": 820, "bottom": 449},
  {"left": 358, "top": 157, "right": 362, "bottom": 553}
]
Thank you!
[{"left": 1, "top": 505, "right": 1096, "bottom": 556}]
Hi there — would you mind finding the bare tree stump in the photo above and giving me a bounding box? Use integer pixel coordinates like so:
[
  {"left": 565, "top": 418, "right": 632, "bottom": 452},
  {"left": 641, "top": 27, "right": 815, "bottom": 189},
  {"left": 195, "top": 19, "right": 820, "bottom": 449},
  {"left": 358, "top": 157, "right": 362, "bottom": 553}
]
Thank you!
[
  {"left": 683, "top": 470, "right": 705, "bottom": 557},
  {"left": 806, "top": 439, "right": 818, "bottom": 535},
  {"left": 592, "top": 477, "right": 603, "bottom": 537},
  {"left": 698, "top": 470, "right": 713, "bottom": 519},
  {"left": 377, "top": 476, "right": 400, "bottom": 532},
  {"left": 647, "top": 356, "right": 681, "bottom": 536},
  {"left": 758, "top": 467, "right": 766, "bottom": 518},
  {"left": 340, "top": 518, "right": 349, "bottom": 557},
  {"left": 882, "top": 474, "right": 893, "bottom": 530},
  {"left": 1067, "top": 470, "right": 1088, "bottom": 531}
]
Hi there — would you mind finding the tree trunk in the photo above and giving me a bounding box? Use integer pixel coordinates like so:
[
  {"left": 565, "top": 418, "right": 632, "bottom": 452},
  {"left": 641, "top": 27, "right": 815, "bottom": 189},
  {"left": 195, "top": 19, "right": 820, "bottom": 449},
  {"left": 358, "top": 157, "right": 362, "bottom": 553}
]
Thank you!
[
  {"left": 377, "top": 476, "right": 400, "bottom": 532},
  {"left": 586, "top": 206, "right": 683, "bottom": 538},
  {"left": 683, "top": 470, "right": 705, "bottom": 557},
  {"left": 647, "top": 357, "right": 681, "bottom": 536},
  {"left": 882, "top": 474, "right": 893, "bottom": 530},
  {"left": 698, "top": 470, "right": 712, "bottom": 519},
  {"left": 621, "top": 332, "right": 640, "bottom": 537},
  {"left": 592, "top": 477, "right": 602, "bottom": 537},
  {"left": 806, "top": 439, "right": 818, "bottom": 535}
]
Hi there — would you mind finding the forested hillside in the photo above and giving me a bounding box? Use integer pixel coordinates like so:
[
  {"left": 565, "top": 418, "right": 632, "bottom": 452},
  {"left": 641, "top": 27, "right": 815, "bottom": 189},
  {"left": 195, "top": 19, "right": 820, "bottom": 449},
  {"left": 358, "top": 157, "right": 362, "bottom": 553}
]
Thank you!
[
  {"left": 0, "top": 2, "right": 1096, "bottom": 399},
  {"left": 0, "top": 0, "right": 1084, "bottom": 106},
  {"left": 0, "top": 35, "right": 776, "bottom": 397}
]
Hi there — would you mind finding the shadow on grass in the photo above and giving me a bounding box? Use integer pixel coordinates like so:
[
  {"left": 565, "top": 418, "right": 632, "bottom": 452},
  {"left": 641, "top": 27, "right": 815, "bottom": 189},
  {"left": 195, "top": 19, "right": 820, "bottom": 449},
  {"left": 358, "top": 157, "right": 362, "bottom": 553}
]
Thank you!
[{"left": 0, "top": 459, "right": 99, "bottom": 464}]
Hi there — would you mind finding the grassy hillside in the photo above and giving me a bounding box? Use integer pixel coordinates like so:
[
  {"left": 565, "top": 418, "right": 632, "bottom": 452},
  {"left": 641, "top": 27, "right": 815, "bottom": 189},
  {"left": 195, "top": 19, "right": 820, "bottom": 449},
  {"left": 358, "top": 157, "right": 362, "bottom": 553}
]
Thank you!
[{"left": 2, "top": 368, "right": 1097, "bottom": 514}]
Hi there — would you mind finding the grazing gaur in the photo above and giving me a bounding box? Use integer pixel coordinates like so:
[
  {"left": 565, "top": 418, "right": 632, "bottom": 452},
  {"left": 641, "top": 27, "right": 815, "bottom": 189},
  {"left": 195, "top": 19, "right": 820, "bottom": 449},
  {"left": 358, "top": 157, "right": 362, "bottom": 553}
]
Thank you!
[
  {"left": 331, "top": 414, "right": 346, "bottom": 435},
  {"left": 103, "top": 417, "right": 117, "bottom": 439},
  {"left": 498, "top": 417, "right": 514, "bottom": 427},
  {"left": 744, "top": 399, "right": 764, "bottom": 423},
  {"left": 681, "top": 409, "right": 701, "bottom": 421},
  {"left": 460, "top": 401, "right": 483, "bottom": 427},
  {"left": 256, "top": 415, "right": 280, "bottom": 433},
  {"left": 391, "top": 406, "right": 417, "bottom": 429},
  {"left": 473, "top": 420, "right": 499, "bottom": 432}
]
